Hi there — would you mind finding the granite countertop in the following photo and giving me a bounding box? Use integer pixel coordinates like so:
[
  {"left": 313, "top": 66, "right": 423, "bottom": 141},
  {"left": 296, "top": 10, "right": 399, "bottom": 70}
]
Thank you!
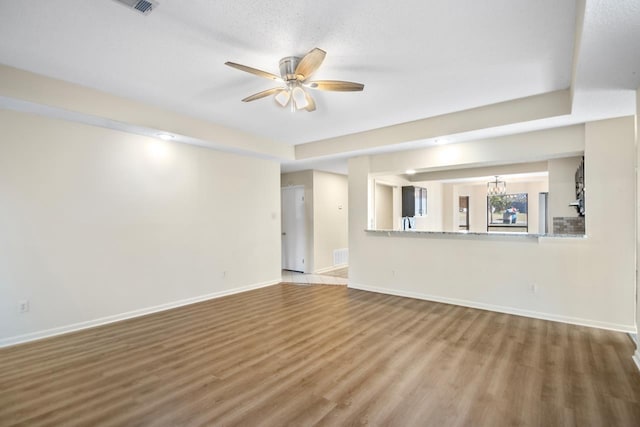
[{"left": 365, "top": 229, "right": 587, "bottom": 239}]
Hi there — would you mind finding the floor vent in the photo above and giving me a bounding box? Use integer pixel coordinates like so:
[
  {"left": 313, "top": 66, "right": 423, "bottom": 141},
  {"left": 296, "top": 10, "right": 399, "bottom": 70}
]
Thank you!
[
  {"left": 333, "top": 248, "right": 348, "bottom": 266},
  {"left": 112, "top": 0, "right": 158, "bottom": 15}
]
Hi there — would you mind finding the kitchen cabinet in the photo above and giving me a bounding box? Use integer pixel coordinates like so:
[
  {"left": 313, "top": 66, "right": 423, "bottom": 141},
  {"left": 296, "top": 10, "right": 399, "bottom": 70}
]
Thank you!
[{"left": 402, "top": 186, "right": 427, "bottom": 217}]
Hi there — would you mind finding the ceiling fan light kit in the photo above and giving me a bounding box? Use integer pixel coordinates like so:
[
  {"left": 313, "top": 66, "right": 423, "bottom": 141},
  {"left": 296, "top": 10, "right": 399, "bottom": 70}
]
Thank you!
[
  {"left": 225, "top": 48, "right": 364, "bottom": 112},
  {"left": 274, "top": 90, "right": 290, "bottom": 108}
]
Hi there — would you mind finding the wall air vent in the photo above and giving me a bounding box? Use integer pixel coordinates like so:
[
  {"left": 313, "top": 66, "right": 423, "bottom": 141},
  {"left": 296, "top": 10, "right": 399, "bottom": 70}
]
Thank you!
[{"left": 112, "top": 0, "right": 158, "bottom": 15}]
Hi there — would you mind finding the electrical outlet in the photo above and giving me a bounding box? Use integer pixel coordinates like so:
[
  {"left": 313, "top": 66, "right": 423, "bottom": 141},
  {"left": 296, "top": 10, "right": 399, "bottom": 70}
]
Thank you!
[
  {"left": 530, "top": 284, "right": 538, "bottom": 294},
  {"left": 222, "top": 271, "right": 227, "bottom": 279},
  {"left": 19, "top": 299, "right": 29, "bottom": 313}
]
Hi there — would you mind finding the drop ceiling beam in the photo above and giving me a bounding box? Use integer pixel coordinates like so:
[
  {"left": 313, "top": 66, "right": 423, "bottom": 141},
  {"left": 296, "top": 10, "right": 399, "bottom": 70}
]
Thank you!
[
  {"left": 368, "top": 124, "right": 584, "bottom": 176},
  {"left": 0, "top": 65, "right": 294, "bottom": 161},
  {"left": 406, "top": 161, "right": 550, "bottom": 183},
  {"left": 295, "top": 90, "right": 572, "bottom": 160}
]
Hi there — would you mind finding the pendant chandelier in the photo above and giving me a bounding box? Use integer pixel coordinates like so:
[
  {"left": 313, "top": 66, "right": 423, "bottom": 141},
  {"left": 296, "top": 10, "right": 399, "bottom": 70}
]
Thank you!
[{"left": 487, "top": 176, "right": 507, "bottom": 196}]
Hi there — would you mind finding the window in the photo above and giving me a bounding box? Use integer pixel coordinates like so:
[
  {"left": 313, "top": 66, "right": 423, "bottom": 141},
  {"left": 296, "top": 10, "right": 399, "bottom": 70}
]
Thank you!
[
  {"left": 487, "top": 193, "right": 528, "bottom": 229},
  {"left": 415, "top": 187, "right": 427, "bottom": 216}
]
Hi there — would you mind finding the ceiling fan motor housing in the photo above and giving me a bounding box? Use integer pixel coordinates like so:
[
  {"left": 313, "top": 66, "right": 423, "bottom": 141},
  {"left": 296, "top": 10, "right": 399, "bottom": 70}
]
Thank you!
[{"left": 279, "top": 56, "right": 301, "bottom": 81}]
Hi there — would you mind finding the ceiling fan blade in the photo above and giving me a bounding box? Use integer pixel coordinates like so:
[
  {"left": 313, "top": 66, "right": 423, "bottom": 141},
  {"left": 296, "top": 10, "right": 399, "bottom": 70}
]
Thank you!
[
  {"left": 306, "top": 80, "right": 364, "bottom": 91},
  {"left": 241, "top": 87, "right": 283, "bottom": 102},
  {"left": 304, "top": 91, "right": 316, "bottom": 112},
  {"left": 294, "top": 48, "right": 326, "bottom": 81},
  {"left": 225, "top": 62, "right": 282, "bottom": 82}
]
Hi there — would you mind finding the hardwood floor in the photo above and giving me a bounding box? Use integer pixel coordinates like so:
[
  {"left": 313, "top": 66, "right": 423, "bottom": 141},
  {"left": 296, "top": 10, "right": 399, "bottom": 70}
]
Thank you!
[{"left": 1, "top": 283, "right": 639, "bottom": 426}]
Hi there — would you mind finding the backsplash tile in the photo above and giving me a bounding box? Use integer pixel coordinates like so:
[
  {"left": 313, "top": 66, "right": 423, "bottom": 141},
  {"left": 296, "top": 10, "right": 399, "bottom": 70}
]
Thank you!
[{"left": 553, "top": 216, "right": 585, "bottom": 235}]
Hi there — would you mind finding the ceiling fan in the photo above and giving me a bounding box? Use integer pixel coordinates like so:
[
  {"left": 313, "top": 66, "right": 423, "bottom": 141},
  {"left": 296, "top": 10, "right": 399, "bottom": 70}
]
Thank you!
[{"left": 225, "top": 48, "right": 364, "bottom": 112}]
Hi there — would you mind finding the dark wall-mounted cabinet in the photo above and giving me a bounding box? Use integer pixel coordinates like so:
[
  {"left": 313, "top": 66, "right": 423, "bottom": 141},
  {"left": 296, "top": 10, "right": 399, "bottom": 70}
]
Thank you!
[{"left": 402, "top": 186, "right": 427, "bottom": 217}]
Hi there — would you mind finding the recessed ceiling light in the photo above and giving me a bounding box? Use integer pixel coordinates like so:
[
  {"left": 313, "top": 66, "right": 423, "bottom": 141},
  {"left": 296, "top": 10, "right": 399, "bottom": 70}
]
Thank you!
[
  {"left": 406, "top": 169, "right": 416, "bottom": 175},
  {"left": 156, "top": 133, "right": 174, "bottom": 141}
]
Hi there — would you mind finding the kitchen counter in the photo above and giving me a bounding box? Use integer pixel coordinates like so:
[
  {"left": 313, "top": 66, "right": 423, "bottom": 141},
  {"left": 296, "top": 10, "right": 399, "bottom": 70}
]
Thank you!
[{"left": 365, "top": 229, "right": 587, "bottom": 239}]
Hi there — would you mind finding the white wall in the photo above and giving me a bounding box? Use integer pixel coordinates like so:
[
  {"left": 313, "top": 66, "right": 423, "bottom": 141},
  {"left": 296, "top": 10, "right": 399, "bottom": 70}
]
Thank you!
[
  {"left": 636, "top": 87, "right": 640, "bottom": 363},
  {"left": 313, "top": 171, "right": 348, "bottom": 272},
  {"left": 442, "top": 183, "right": 455, "bottom": 232},
  {"left": 0, "top": 110, "right": 282, "bottom": 344},
  {"left": 375, "top": 184, "right": 394, "bottom": 230},
  {"left": 349, "top": 118, "right": 636, "bottom": 331},
  {"left": 636, "top": 87, "right": 640, "bottom": 346}
]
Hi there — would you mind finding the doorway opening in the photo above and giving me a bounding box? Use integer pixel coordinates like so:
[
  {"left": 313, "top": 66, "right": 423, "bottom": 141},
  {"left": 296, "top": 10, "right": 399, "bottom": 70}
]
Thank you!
[{"left": 459, "top": 196, "right": 469, "bottom": 230}]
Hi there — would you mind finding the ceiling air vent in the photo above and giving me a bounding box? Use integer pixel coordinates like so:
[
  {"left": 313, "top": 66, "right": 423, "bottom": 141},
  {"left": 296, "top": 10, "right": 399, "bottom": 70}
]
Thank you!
[{"left": 112, "top": 0, "right": 158, "bottom": 15}]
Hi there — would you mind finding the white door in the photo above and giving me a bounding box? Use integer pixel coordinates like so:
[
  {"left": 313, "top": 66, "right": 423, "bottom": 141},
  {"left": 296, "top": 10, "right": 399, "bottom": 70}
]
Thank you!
[{"left": 281, "top": 186, "right": 306, "bottom": 272}]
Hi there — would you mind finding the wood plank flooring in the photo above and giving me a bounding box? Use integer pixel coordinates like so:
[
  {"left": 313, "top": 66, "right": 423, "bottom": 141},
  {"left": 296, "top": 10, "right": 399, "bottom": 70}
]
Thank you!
[{"left": 1, "top": 283, "right": 640, "bottom": 426}]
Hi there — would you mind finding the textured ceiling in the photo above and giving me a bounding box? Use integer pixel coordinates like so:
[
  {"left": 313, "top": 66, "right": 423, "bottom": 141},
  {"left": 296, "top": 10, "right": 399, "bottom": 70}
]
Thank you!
[
  {"left": 1, "top": 0, "right": 639, "bottom": 176},
  {"left": 0, "top": 0, "right": 577, "bottom": 145}
]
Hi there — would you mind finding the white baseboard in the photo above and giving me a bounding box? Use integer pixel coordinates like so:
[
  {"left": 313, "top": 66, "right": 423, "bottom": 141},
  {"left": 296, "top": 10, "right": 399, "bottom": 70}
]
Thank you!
[
  {"left": 0, "top": 279, "right": 281, "bottom": 349},
  {"left": 633, "top": 351, "right": 640, "bottom": 373},
  {"left": 348, "top": 282, "right": 636, "bottom": 333},
  {"left": 628, "top": 335, "right": 640, "bottom": 373},
  {"left": 314, "top": 264, "right": 348, "bottom": 274}
]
